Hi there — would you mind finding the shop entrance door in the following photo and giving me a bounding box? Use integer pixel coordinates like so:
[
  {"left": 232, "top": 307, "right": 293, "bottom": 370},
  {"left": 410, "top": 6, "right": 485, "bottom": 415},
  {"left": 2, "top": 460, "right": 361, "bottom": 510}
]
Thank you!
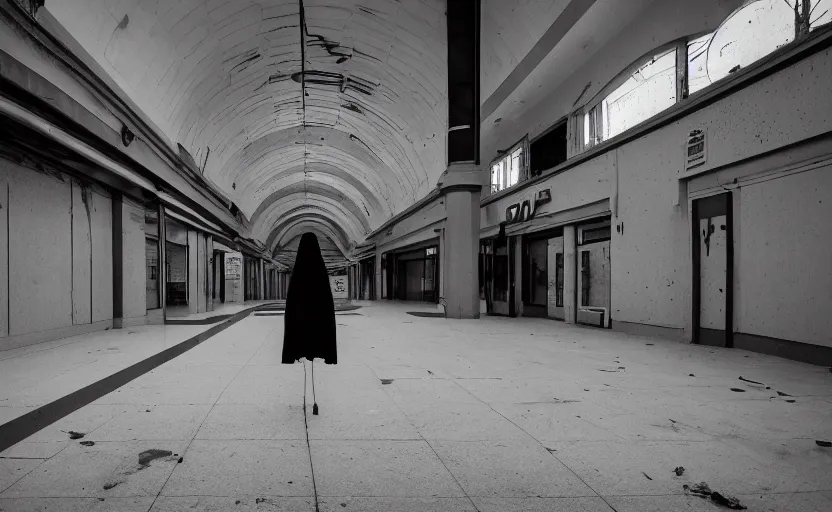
[{"left": 693, "top": 193, "right": 733, "bottom": 347}]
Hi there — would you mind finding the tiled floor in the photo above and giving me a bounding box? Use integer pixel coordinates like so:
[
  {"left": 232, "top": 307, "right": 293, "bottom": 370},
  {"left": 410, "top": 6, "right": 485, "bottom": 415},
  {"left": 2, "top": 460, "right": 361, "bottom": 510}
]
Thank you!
[{"left": 1, "top": 302, "right": 831, "bottom": 511}]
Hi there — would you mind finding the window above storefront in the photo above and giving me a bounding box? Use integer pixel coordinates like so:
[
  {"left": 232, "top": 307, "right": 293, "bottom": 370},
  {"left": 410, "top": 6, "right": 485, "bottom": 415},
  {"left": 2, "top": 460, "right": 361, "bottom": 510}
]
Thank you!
[
  {"left": 490, "top": 138, "right": 528, "bottom": 194},
  {"left": 577, "top": 0, "right": 832, "bottom": 152}
]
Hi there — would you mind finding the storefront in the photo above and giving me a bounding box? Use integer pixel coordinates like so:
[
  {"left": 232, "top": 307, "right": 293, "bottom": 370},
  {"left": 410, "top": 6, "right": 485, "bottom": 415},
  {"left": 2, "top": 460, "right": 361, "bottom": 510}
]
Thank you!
[
  {"left": 382, "top": 245, "right": 439, "bottom": 302},
  {"left": 478, "top": 215, "right": 611, "bottom": 326}
]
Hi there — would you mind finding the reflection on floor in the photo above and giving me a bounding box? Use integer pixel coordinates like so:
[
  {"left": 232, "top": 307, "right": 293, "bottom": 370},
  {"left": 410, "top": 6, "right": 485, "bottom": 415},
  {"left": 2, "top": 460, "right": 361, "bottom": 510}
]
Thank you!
[{"left": 1, "top": 301, "right": 831, "bottom": 511}]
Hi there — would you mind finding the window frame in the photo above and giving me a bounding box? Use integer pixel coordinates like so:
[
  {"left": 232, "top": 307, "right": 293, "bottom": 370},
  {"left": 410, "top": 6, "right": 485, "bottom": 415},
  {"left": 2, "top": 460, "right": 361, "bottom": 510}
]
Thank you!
[
  {"left": 579, "top": 40, "right": 685, "bottom": 150},
  {"left": 489, "top": 136, "right": 530, "bottom": 194}
]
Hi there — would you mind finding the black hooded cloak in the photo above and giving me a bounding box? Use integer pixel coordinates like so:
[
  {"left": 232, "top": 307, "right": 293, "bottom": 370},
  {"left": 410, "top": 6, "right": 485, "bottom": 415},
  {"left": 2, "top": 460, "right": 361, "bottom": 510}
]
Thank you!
[{"left": 281, "top": 233, "right": 337, "bottom": 364}]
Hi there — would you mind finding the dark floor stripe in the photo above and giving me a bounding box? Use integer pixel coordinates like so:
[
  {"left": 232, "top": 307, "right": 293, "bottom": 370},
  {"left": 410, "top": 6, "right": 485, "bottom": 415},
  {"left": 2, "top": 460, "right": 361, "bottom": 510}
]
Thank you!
[
  {"left": 164, "top": 314, "right": 233, "bottom": 325},
  {"left": 0, "top": 305, "right": 263, "bottom": 453}
]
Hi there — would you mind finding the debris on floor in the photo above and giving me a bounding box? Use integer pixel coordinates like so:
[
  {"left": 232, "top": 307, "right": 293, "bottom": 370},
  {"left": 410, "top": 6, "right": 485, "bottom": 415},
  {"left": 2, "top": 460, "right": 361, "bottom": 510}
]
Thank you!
[
  {"left": 64, "top": 430, "right": 85, "bottom": 439},
  {"left": 673, "top": 466, "right": 685, "bottom": 476},
  {"left": 785, "top": 399, "right": 796, "bottom": 403},
  {"left": 738, "top": 376, "right": 763, "bottom": 385},
  {"left": 79, "top": 441, "right": 95, "bottom": 447},
  {"left": 684, "top": 482, "right": 747, "bottom": 510},
  {"left": 552, "top": 398, "right": 580, "bottom": 404},
  {"left": 427, "top": 370, "right": 434, "bottom": 375},
  {"left": 380, "top": 379, "right": 393, "bottom": 385},
  {"left": 689, "top": 374, "right": 695, "bottom": 377},
  {"left": 730, "top": 388, "right": 745, "bottom": 392},
  {"left": 815, "top": 440, "right": 831, "bottom": 448},
  {"left": 138, "top": 449, "right": 173, "bottom": 467},
  {"left": 102, "top": 481, "right": 120, "bottom": 490},
  {"left": 642, "top": 472, "right": 653, "bottom": 480},
  {"left": 776, "top": 391, "right": 792, "bottom": 397}
]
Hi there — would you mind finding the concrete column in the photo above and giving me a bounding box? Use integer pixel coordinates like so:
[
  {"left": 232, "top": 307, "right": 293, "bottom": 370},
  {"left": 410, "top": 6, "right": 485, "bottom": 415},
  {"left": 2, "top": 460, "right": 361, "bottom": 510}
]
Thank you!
[
  {"left": 563, "top": 225, "right": 577, "bottom": 324},
  {"left": 513, "top": 235, "right": 523, "bottom": 318},
  {"left": 158, "top": 204, "right": 167, "bottom": 319},
  {"left": 439, "top": 0, "right": 481, "bottom": 319},
  {"left": 112, "top": 194, "right": 123, "bottom": 327},
  {"left": 187, "top": 230, "right": 198, "bottom": 314},
  {"left": 442, "top": 184, "right": 481, "bottom": 318},
  {"left": 438, "top": 228, "right": 446, "bottom": 301},
  {"left": 206, "top": 236, "right": 214, "bottom": 312},
  {"left": 375, "top": 248, "right": 383, "bottom": 300},
  {"left": 258, "top": 259, "right": 265, "bottom": 300}
]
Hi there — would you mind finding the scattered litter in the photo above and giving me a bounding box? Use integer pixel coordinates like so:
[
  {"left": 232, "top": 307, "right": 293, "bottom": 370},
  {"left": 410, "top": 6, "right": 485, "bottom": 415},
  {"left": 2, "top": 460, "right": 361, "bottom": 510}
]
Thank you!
[
  {"left": 684, "top": 482, "right": 746, "bottom": 509},
  {"left": 584, "top": 388, "right": 590, "bottom": 391},
  {"left": 598, "top": 369, "right": 617, "bottom": 373},
  {"left": 765, "top": 387, "right": 771, "bottom": 390},
  {"left": 618, "top": 366, "right": 625, "bottom": 370},
  {"left": 669, "top": 419, "right": 677, "bottom": 424},
  {"left": 288, "top": 481, "right": 293, "bottom": 484},
  {"left": 235, "top": 500, "right": 241, "bottom": 505},
  {"left": 103, "top": 481, "right": 120, "bottom": 490},
  {"left": 145, "top": 409, "right": 151, "bottom": 412},
  {"left": 689, "top": 374, "right": 695, "bottom": 377},
  {"left": 646, "top": 343, "right": 654, "bottom": 346},
  {"left": 65, "top": 431, "right": 85, "bottom": 440},
  {"left": 776, "top": 391, "right": 792, "bottom": 397},
  {"left": 177, "top": 457, "right": 183, "bottom": 463},
  {"left": 738, "top": 376, "right": 764, "bottom": 385},
  {"left": 552, "top": 398, "right": 580, "bottom": 404},
  {"left": 785, "top": 399, "right": 795, "bottom": 403},
  {"left": 673, "top": 466, "right": 685, "bottom": 476},
  {"left": 815, "top": 440, "right": 831, "bottom": 447},
  {"left": 730, "top": 388, "right": 745, "bottom": 392},
  {"left": 427, "top": 370, "right": 434, "bottom": 375},
  {"left": 80, "top": 441, "right": 95, "bottom": 447},
  {"left": 642, "top": 472, "right": 653, "bottom": 480},
  {"left": 545, "top": 447, "right": 556, "bottom": 452},
  {"left": 380, "top": 379, "right": 393, "bottom": 385},
  {"left": 341, "top": 503, "right": 347, "bottom": 508}
]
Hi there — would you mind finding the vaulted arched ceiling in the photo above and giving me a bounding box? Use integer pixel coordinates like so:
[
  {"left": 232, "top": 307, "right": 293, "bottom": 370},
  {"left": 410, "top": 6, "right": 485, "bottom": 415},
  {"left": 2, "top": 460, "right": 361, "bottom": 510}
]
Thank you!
[{"left": 46, "top": 0, "right": 448, "bottom": 256}]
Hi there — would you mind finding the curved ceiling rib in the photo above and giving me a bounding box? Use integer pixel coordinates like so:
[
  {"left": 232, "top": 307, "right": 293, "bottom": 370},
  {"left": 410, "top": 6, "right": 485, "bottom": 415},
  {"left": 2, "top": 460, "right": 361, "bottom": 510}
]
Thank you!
[
  {"left": 256, "top": 197, "right": 367, "bottom": 246},
  {"left": 48, "top": 0, "right": 448, "bottom": 261},
  {"left": 270, "top": 215, "right": 352, "bottom": 255}
]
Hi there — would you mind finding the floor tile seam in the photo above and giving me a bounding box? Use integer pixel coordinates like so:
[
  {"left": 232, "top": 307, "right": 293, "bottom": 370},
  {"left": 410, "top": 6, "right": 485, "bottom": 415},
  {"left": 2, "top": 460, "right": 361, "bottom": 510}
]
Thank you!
[
  {"left": 363, "top": 362, "right": 482, "bottom": 512},
  {"left": 148, "top": 320, "right": 281, "bottom": 511},
  {"left": 0, "top": 434, "right": 73, "bottom": 496},
  {"left": 448, "top": 379, "right": 622, "bottom": 511}
]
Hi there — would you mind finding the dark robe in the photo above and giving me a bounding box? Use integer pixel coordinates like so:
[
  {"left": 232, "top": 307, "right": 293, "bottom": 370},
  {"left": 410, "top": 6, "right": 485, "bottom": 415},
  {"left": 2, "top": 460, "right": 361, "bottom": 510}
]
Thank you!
[{"left": 281, "top": 233, "right": 337, "bottom": 364}]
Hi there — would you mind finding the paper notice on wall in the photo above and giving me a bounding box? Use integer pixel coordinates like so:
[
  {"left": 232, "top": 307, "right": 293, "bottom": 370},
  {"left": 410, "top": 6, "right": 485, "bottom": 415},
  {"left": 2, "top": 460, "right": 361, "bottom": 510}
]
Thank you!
[
  {"left": 225, "top": 253, "right": 242, "bottom": 280},
  {"left": 330, "top": 275, "right": 348, "bottom": 299}
]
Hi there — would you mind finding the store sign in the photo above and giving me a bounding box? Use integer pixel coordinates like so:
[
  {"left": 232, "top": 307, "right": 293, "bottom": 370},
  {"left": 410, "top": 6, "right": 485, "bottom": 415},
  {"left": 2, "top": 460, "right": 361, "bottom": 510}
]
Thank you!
[
  {"left": 505, "top": 188, "right": 551, "bottom": 225},
  {"left": 330, "top": 275, "right": 348, "bottom": 299},
  {"left": 225, "top": 254, "right": 242, "bottom": 280}
]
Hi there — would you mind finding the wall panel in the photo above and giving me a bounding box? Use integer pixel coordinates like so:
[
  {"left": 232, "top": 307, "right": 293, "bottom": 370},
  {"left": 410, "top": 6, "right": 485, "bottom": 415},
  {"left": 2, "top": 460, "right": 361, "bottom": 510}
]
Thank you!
[
  {"left": 71, "top": 180, "right": 92, "bottom": 325},
  {"left": 8, "top": 165, "right": 73, "bottom": 336},
  {"left": 737, "top": 165, "right": 832, "bottom": 347}
]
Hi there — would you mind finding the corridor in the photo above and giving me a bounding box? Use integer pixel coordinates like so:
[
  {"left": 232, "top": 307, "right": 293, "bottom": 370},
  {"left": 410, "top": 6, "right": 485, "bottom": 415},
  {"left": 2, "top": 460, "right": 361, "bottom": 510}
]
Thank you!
[{"left": 2, "top": 303, "right": 831, "bottom": 512}]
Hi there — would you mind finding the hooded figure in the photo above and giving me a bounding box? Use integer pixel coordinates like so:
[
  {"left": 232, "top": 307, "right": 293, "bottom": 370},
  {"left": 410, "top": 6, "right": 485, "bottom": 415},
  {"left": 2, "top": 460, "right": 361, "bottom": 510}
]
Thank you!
[{"left": 282, "top": 233, "right": 337, "bottom": 365}]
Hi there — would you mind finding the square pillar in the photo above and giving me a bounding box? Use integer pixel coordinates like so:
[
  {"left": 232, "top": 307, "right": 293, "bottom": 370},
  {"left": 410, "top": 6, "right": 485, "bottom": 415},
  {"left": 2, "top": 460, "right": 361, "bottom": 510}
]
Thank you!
[
  {"left": 187, "top": 230, "right": 199, "bottom": 314},
  {"left": 563, "top": 225, "right": 577, "bottom": 324},
  {"left": 513, "top": 235, "right": 523, "bottom": 318}
]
